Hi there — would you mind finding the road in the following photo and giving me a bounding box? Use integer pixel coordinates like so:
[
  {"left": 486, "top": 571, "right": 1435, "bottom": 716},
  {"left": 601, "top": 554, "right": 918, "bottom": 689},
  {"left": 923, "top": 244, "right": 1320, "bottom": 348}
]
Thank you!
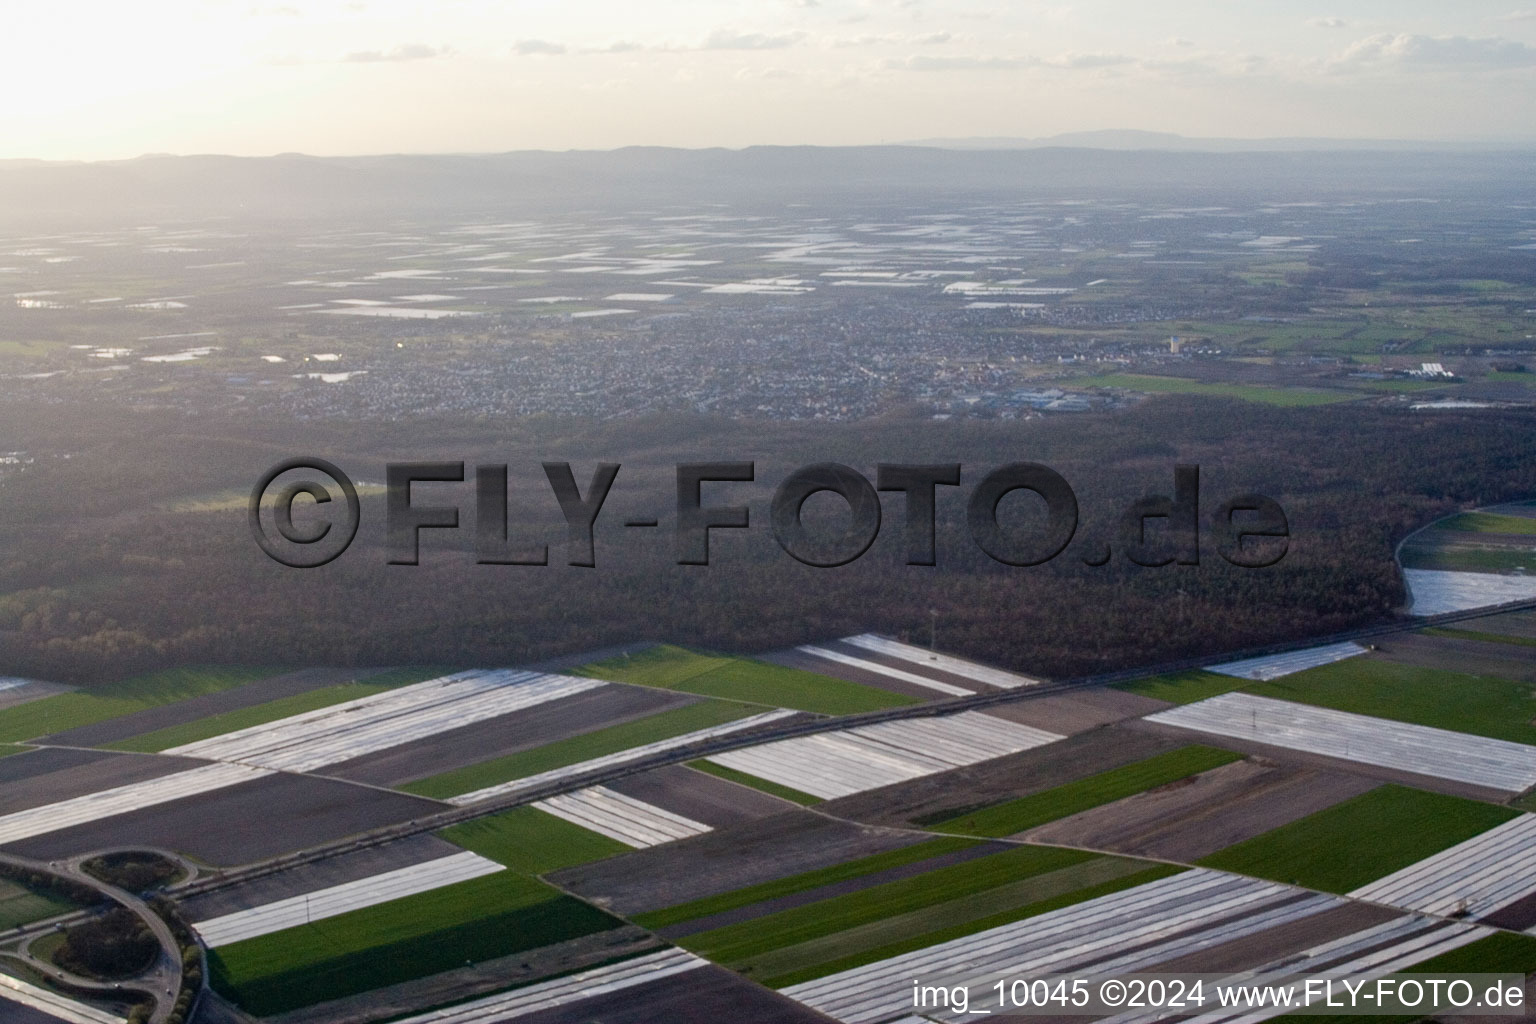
[{"left": 0, "top": 852, "right": 183, "bottom": 1024}]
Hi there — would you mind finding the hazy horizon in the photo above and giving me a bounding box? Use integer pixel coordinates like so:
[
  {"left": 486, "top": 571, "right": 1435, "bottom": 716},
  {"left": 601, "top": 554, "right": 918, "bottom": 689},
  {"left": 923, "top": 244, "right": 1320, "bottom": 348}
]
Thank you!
[{"left": 5, "top": 1, "right": 1536, "bottom": 161}]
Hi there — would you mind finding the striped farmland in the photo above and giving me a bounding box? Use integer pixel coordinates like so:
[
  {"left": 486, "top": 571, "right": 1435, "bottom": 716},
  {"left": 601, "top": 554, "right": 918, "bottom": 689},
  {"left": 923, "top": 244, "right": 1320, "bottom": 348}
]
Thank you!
[
  {"left": 782, "top": 869, "right": 1344, "bottom": 1024},
  {"left": 840, "top": 634, "right": 1037, "bottom": 689},
  {"left": 190, "top": 851, "right": 506, "bottom": 947},
  {"left": 445, "top": 709, "right": 798, "bottom": 805},
  {"left": 706, "top": 711, "right": 1062, "bottom": 799},
  {"left": 532, "top": 786, "right": 712, "bottom": 848},
  {"left": 1145, "top": 693, "right": 1536, "bottom": 792},
  {"left": 389, "top": 948, "right": 707, "bottom": 1023},
  {"left": 1349, "top": 813, "right": 1536, "bottom": 919},
  {"left": 164, "top": 670, "right": 606, "bottom": 772},
  {"left": 1205, "top": 641, "right": 1367, "bottom": 681},
  {"left": 0, "top": 763, "right": 273, "bottom": 845}
]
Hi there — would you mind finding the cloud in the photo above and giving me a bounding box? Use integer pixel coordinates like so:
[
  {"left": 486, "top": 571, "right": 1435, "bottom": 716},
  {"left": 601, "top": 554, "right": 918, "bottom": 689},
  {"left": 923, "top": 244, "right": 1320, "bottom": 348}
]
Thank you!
[
  {"left": 512, "top": 39, "right": 566, "bottom": 56},
  {"left": 1498, "top": 9, "right": 1536, "bottom": 20},
  {"left": 1045, "top": 51, "right": 1135, "bottom": 69},
  {"left": 600, "top": 40, "right": 645, "bottom": 53},
  {"left": 1331, "top": 33, "right": 1536, "bottom": 71},
  {"left": 887, "top": 54, "right": 1036, "bottom": 71},
  {"left": 888, "top": 50, "right": 1134, "bottom": 72},
  {"left": 1308, "top": 17, "right": 1347, "bottom": 29},
  {"left": 700, "top": 29, "right": 805, "bottom": 50},
  {"left": 341, "top": 43, "right": 445, "bottom": 63},
  {"left": 915, "top": 32, "right": 952, "bottom": 45}
]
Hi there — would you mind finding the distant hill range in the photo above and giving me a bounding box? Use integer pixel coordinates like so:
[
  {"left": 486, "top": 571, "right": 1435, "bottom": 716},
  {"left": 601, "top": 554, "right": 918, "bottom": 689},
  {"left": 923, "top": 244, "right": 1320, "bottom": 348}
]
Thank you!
[
  {"left": 901, "top": 129, "right": 1535, "bottom": 152},
  {"left": 0, "top": 142, "right": 1531, "bottom": 224}
]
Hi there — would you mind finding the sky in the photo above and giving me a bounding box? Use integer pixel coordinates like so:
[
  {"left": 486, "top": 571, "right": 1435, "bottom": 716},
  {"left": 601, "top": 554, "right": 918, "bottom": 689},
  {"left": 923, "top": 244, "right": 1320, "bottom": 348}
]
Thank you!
[{"left": 4, "top": 0, "right": 1536, "bottom": 160}]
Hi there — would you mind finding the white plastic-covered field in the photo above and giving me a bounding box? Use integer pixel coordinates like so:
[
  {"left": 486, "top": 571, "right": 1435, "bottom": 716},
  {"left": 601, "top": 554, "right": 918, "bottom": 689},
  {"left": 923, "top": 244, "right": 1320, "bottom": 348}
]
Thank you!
[
  {"left": 1098, "top": 914, "right": 1485, "bottom": 1024},
  {"left": 705, "top": 711, "right": 1062, "bottom": 799},
  {"left": 840, "top": 634, "right": 1037, "bottom": 689},
  {"left": 1404, "top": 569, "right": 1536, "bottom": 616},
  {"left": 795, "top": 645, "right": 973, "bottom": 697},
  {"left": 189, "top": 850, "right": 504, "bottom": 947},
  {"left": 532, "top": 786, "right": 712, "bottom": 848},
  {"left": 446, "top": 709, "right": 797, "bottom": 805},
  {"left": 0, "top": 973, "right": 123, "bottom": 1024},
  {"left": 1205, "top": 642, "right": 1367, "bottom": 681},
  {"left": 783, "top": 870, "right": 1344, "bottom": 1024},
  {"left": 391, "top": 948, "right": 707, "bottom": 1024},
  {"left": 164, "top": 670, "right": 605, "bottom": 772},
  {"left": 1146, "top": 693, "right": 1536, "bottom": 792},
  {"left": 0, "top": 763, "right": 273, "bottom": 845},
  {"left": 1350, "top": 813, "right": 1536, "bottom": 919}
]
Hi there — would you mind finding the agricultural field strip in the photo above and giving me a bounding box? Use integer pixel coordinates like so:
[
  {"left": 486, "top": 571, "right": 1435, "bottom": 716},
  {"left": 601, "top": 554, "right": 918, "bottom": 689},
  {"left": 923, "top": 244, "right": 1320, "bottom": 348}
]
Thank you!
[
  {"left": 163, "top": 670, "right": 606, "bottom": 772},
  {"left": 707, "top": 712, "right": 1062, "bottom": 799},
  {"left": 531, "top": 786, "right": 712, "bottom": 848},
  {"left": 1349, "top": 813, "right": 1536, "bottom": 919},
  {"left": 841, "top": 634, "right": 1036, "bottom": 688},
  {"left": 1404, "top": 569, "right": 1536, "bottom": 617},
  {"left": 1145, "top": 693, "right": 1536, "bottom": 792},
  {"left": 1205, "top": 642, "right": 1367, "bottom": 681},
  {"left": 0, "top": 973, "right": 123, "bottom": 1024},
  {"left": 189, "top": 850, "right": 505, "bottom": 947},
  {"left": 445, "top": 709, "right": 798, "bottom": 805},
  {"left": 390, "top": 948, "right": 707, "bottom": 1024},
  {"left": 0, "top": 762, "right": 273, "bottom": 844},
  {"left": 796, "top": 646, "right": 974, "bottom": 697},
  {"left": 782, "top": 869, "right": 1342, "bottom": 1024},
  {"left": 1098, "top": 914, "right": 1486, "bottom": 1024}
]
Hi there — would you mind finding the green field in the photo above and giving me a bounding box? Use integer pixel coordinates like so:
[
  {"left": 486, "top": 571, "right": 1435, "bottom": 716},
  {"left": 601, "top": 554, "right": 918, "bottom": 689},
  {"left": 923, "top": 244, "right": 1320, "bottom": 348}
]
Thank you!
[
  {"left": 105, "top": 668, "right": 449, "bottom": 752},
  {"left": 680, "top": 844, "right": 1094, "bottom": 965},
  {"left": 437, "top": 805, "right": 629, "bottom": 873},
  {"left": 1063, "top": 373, "right": 1355, "bottom": 407},
  {"left": 575, "top": 644, "right": 918, "bottom": 715},
  {"left": 208, "top": 873, "right": 620, "bottom": 1015},
  {"left": 0, "top": 877, "right": 83, "bottom": 929},
  {"left": 745, "top": 857, "right": 1151, "bottom": 985},
  {"left": 1199, "top": 786, "right": 1515, "bottom": 893},
  {"left": 763, "top": 865, "right": 1182, "bottom": 988},
  {"left": 1246, "top": 658, "right": 1536, "bottom": 744},
  {"left": 1118, "top": 669, "right": 1248, "bottom": 704},
  {"left": 0, "top": 667, "right": 282, "bottom": 743},
  {"left": 688, "top": 760, "right": 822, "bottom": 805},
  {"left": 927, "top": 746, "right": 1242, "bottom": 837},
  {"left": 634, "top": 837, "right": 981, "bottom": 930},
  {"left": 1435, "top": 512, "right": 1536, "bottom": 536},
  {"left": 400, "top": 699, "right": 756, "bottom": 799}
]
